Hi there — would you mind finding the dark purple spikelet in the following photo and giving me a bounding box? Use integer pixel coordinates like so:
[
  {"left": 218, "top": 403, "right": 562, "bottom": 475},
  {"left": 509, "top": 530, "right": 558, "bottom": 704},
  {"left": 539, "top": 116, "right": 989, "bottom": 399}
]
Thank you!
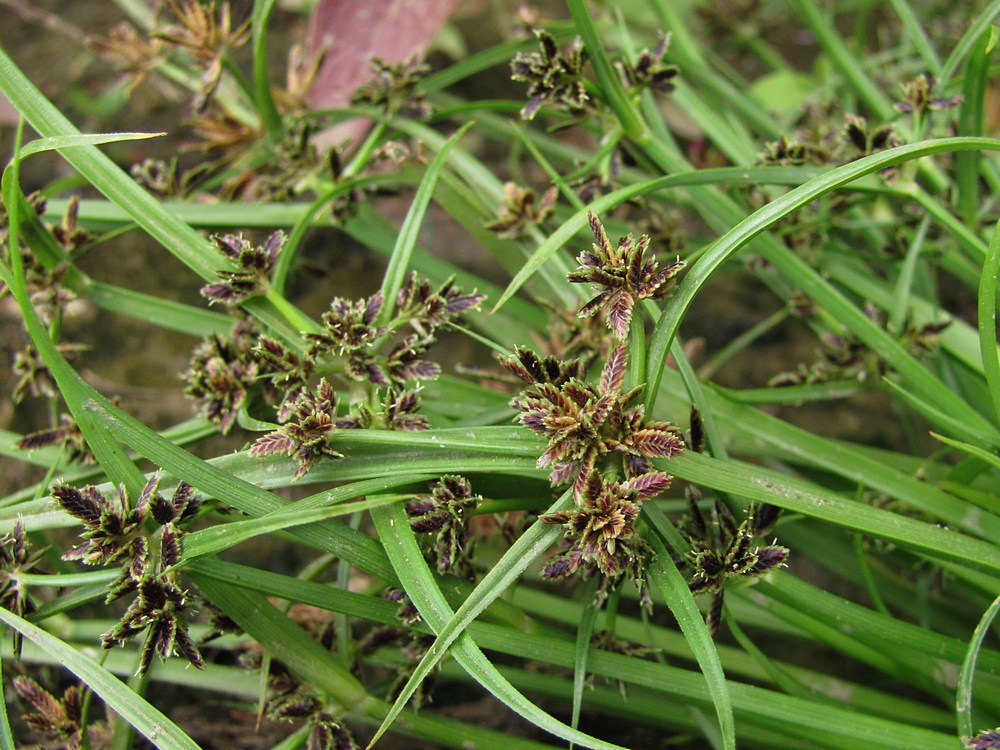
[
  {"left": 541, "top": 546, "right": 584, "bottom": 580},
  {"left": 200, "top": 231, "right": 285, "bottom": 305},
  {"left": 749, "top": 545, "right": 790, "bottom": 575},
  {"left": 51, "top": 485, "right": 104, "bottom": 529},
  {"left": 968, "top": 730, "right": 1000, "bottom": 750},
  {"left": 570, "top": 212, "right": 685, "bottom": 339}
]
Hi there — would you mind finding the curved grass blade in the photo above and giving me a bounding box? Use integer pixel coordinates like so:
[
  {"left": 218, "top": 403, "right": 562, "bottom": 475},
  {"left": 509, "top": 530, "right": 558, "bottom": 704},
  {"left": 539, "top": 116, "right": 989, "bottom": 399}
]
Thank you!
[
  {"left": 0, "top": 656, "right": 12, "bottom": 750},
  {"left": 881, "top": 378, "right": 998, "bottom": 447},
  {"left": 571, "top": 577, "right": 601, "bottom": 745},
  {"left": 888, "top": 214, "right": 930, "bottom": 335},
  {"left": 369, "top": 497, "right": 628, "bottom": 750},
  {"left": 491, "top": 165, "right": 825, "bottom": 313},
  {"left": 939, "top": 0, "right": 1000, "bottom": 84},
  {"left": 643, "top": 138, "right": 1000, "bottom": 433},
  {"left": 17, "top": 132, "right": 164, "bottom": 157},
  {"left": 0, "top": 608, "right": 200, "bottom": 750},
  {"left": 181, "top": 475, "right": 431, "bottom": 561},
  {"left": 377, "top": 122, "right": 473, "bottom": 325},
  {"left": 646, "top": 531, "right": 735, "bottom": 750},
  {"left": 192, "top": 577, "right": 370, "bottom": 708},
  {"left": 251, "top": 0, "right": 282, "bottom": 138},
  {"left": 931, "top": 432, "right": 1000, "bottom": 473},
  {"left": 2, "top": 127, "right": 148, "bottom": 498},
  {"left": 665, "top": 450, "right": 1000, "bottom": 573},
  {"left": 957, "top": 594, "right": 1000, "bottom": 743},
  {"left": 980, "top": 218, "right": 1000, "bottom": 424},
  {"left": 84, "top": 281, "right": 233, "bottom": 338},
  {"left": 956, "top": 28, "right": 992, "bottom": 226}
]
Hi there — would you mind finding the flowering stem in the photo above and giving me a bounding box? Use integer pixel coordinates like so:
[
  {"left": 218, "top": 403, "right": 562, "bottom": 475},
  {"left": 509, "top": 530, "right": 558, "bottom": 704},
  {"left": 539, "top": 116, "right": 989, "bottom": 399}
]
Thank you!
[
  {"left": 566, "top": 0, "right": 648, "bottom": 143},
  {"left": 264, "top": 286, "right": 321, "bottom": 335}
]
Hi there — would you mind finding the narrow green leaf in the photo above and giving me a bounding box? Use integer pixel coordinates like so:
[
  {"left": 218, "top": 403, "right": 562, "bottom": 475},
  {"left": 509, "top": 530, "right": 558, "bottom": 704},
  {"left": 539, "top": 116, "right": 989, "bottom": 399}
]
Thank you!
[
  {"left": 0, "top": 657, "right": 14, "bottom": 750},
  {"left": 980, "top": 218, "right": 1000, "bottom": 424},
  {"left": 881, "top": 377, "right": 998, "bottom": 447},
  {"left": 572, "top": 578, "right": 601, "bottom": 744},
  {"left": 957, "top": 594, "right": 1000, "bottom": 743},
  {"left": 251, "top": 0, "right": 283, "bottom": 138},
  {"left": 888, "top": 214, "right": 931, "bottom": 335},
  {"left": 0, "top": 608, "right": 201, "bottom": 750},
  {"left": 378, "top": 122, "right": 473, "bottom": 324},
  {"left": 931, "top": 432, "right": 1000, "bottom": 473},
  {"left": 646, "top": 532, "right": 735, "bottom": 750},
  {"left": 492, "top": 165, "right": 825, "bottom": 313},
  {"left": 84, "top": 281, "right": 233, "bottom": 338},
  {"left": 369, "top": 498, "right": 628, "bottom": 750},
  {"left": 957, "top": 29, "right": 991, "bottom": 225},
  {"left": 17, "top": 132, "right": 164, "bottom": 158},
  {"left": 2, "top": 133, "right": 148, "bottom": 499},
  {"left": 192, "top": 576, "right": 369, "bottom": 707}
]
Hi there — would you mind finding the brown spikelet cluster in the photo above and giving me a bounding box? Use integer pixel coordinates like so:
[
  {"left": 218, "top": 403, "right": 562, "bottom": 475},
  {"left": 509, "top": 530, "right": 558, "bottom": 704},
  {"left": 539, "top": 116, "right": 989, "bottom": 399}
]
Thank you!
[
  {"left": 569, "top": 213, "right": 685, "bottom": 340},
  {"left": 51, "top": 477, "right": 204, "bottom": 674}
]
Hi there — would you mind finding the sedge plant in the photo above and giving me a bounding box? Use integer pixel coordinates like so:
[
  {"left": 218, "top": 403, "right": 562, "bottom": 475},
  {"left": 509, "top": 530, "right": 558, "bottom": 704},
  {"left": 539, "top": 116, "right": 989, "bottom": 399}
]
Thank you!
[{"left": 1, "top": 1, "right": 1000, "bottom": 749}]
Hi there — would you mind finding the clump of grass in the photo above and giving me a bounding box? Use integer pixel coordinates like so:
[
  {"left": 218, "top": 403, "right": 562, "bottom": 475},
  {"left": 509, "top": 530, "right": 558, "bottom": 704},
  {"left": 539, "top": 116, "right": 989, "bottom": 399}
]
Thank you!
[{"left": 1, "top": 2, "right": 1000, "bottom": 749}]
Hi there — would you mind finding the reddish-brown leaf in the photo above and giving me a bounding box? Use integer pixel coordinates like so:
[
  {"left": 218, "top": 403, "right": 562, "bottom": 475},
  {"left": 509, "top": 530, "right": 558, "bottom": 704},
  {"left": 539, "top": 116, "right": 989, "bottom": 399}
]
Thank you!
[{"left": 306, "top": 0, "right": 462, "bottom": 147}]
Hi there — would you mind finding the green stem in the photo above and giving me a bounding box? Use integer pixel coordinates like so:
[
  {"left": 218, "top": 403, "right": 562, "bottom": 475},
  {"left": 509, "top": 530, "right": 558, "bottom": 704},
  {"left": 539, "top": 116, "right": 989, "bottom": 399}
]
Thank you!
[
  {"left": 264, "top": 286, "right": 321, "bottom": 334},
  {"left": 252, "top": 0, "right": 284, "bottom": 139},
  {"left": 566, "top": 0, "right": 648, "bottom": 142}
]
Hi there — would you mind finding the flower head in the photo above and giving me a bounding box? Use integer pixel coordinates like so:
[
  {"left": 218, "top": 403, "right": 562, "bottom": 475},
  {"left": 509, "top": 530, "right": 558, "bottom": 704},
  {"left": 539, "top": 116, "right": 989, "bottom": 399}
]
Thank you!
[
  {"left": 968, "top": 729, "right": 1000, "bottom": 749},
  {"left": 249, "top": 379, "right": 346, "bottom": 480},
  {"left": 503, "top": 344, "right": 684, "bottom": 494},
  {"left": 511, "top": 30, "right": 589, "bottom": 120},
  {"left": 542, "top": 470, "right": 670, "bottom": 579},
  {"left": 487, "top": 182, "right": 558, "bottom": 238},
  {"left": 569, "top": 212, "right": 685, "bottom": 340},
  {"left": 0, "top": 522, "right": 43, "bottom": 656},
  {"left": 351, "top": 55, "right": 432, "bottom": 118},
  {"left": 615, "top": 34, "right": 678, "bottom": 94},
  {"left": 407, "top": 476, "right": 481, "bottom": 577},
  {"left": 200, "top": 231, "right": 284, "bottom": 305},
  {"left": 683, "top": 493, "right": 788, "bottom": 637},
  {"left": 184, "top": 322, "right": 262, "bottom": 433},
  {"left": 52, "top": 477, "right": 204, "bottom": 673}
]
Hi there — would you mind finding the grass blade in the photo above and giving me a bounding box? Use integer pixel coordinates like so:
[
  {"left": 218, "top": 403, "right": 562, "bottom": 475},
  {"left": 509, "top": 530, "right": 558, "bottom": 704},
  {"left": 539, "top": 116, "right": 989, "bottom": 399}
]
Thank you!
[
  {"left": 980, "top": 218, "right": 1000, "bottom": 424},
  {"left": 377, "top": 122, "right": 473, "bottom": 325},
  {"left": 646, "top": 531, "right": 735, "bottom": 750},
  {"left": 644, "top": 138, "right": 1000, "bottom": 440},
  {"left": 369, "top": 497, "right": 628, "bottom": 750},
  {"left": 957, "top": 594, "right": 1000, "bottom": 743},
  {"left": 0, "top": 608, "right": 201, "bottom": 750},
  {"left": 251, "top": 0, "right": 282, "bottom": 138}
]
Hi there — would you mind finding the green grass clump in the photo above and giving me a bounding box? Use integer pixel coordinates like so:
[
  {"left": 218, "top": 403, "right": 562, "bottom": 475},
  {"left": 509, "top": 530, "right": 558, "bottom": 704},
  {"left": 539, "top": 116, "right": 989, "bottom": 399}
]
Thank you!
[{"left": 1, "top": 2, "right": 1000, "bottom": 748}]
